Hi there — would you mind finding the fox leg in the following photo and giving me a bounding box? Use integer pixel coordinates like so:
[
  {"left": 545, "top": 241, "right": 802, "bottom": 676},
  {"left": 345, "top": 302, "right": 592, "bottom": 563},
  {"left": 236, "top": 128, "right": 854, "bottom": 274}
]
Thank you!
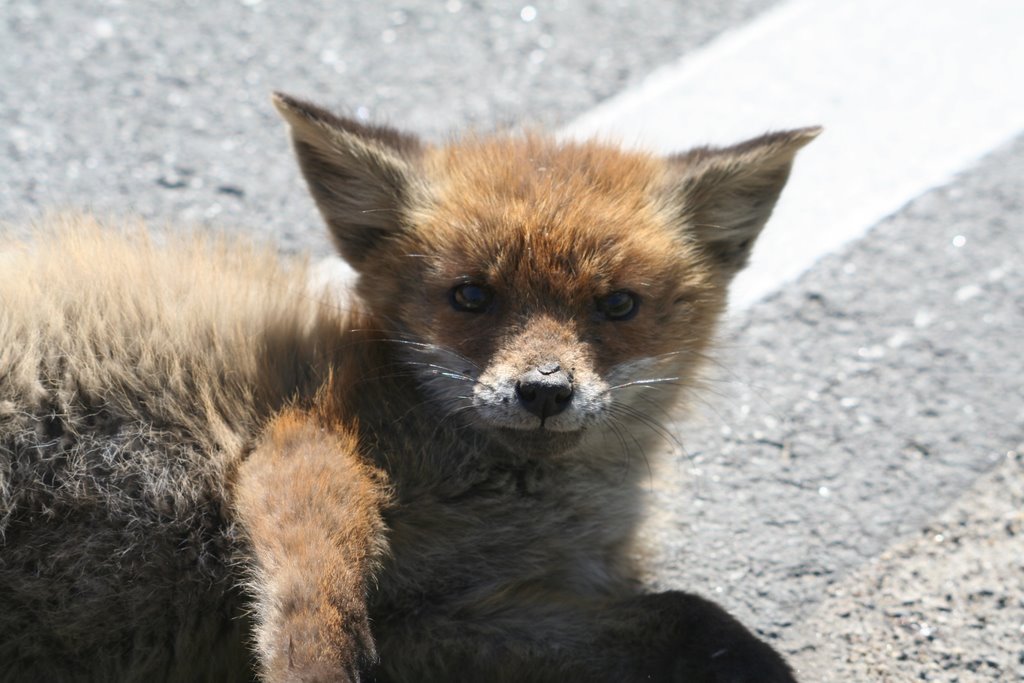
[
  {"left": 233, "top": 410, "right": 389, "bottom": 683},
  {"left": 598, "top": 590, "right": 797, "bottom": 683},
  {"left": 373, "top": 590, "right": 795, "bottom": 683}
]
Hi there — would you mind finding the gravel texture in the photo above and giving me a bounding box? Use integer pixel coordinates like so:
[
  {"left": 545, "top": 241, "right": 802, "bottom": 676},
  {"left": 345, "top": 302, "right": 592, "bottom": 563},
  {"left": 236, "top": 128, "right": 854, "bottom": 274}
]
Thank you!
[
  {"left": 3, "top": 2, "right": 1022, "bottom": 680},
  {"left": 1, "top": 0, "right": 777, "bottom": 252},
  {"left": 793, "top": 451, "right": 1024, "bottom": 682},
  {"left": 639, "top": 132, "right": 1024, "bottom": 677}
]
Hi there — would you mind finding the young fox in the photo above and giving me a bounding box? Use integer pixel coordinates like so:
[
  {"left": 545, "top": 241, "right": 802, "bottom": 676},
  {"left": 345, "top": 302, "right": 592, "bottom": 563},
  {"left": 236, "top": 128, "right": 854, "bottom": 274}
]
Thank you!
[{"left": 0, "top": 93, "right": 817, "bottom": 682}]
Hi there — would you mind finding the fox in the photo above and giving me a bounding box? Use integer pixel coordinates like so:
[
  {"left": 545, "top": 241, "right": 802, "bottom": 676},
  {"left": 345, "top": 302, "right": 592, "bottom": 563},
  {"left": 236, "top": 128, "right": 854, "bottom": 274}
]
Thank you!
[{"left": 0, "top": 92, "right": 817, "bottom": 682}]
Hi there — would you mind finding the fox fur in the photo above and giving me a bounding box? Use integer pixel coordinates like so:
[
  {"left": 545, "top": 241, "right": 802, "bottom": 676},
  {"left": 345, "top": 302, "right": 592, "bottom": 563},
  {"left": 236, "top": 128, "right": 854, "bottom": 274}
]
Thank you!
[{"left": 0, "top": 93, "right": 818, "bottom": 682}]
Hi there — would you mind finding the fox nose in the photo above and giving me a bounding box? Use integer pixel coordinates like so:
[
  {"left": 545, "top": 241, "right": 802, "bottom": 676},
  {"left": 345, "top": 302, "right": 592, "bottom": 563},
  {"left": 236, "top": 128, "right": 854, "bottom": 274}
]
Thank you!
[{"left": 515, "top": 363, "right": 574, "bottom": 419}]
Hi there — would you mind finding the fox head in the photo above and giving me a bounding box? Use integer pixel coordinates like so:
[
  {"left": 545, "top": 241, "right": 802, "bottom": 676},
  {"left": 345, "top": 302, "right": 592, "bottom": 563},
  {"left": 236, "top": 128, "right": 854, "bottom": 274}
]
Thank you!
[{"left": 274, "top": 93, "right": 817, "bottom": 456}]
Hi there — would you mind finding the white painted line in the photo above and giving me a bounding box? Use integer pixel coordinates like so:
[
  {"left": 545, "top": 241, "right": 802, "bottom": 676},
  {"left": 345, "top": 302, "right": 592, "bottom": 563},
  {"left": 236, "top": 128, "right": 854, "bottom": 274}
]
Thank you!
[{"left": 564, "top": 0, "right": 1024, "bottom": 310}]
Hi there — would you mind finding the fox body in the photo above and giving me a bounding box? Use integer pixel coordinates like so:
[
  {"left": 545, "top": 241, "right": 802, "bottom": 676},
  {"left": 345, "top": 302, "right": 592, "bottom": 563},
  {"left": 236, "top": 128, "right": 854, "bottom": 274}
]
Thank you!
[{"left": 0, "top": 94, "right": 816, "bottom": 682}]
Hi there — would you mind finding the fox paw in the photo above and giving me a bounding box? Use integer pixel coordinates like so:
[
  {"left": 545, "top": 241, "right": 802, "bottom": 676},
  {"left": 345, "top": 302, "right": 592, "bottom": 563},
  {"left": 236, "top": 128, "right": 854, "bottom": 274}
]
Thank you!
[{"left": 670, "top": 639, "right": 797, "bottom": 683}]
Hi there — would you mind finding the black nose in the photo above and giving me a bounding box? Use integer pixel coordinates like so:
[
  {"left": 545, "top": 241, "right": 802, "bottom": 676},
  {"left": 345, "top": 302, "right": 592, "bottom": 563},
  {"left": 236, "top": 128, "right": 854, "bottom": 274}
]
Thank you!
[{"left": 515, "top": 363, "right": 574, "bottom": 419}]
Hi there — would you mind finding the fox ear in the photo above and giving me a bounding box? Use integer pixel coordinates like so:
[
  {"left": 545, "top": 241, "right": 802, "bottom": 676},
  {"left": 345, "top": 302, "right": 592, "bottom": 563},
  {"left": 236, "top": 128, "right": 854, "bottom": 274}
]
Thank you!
[
  {"left": 667, "top": 127, "right": 820, "bottom": 277},
  {"left": 273, "top": 92, "right": 424, "bottom": 268}
]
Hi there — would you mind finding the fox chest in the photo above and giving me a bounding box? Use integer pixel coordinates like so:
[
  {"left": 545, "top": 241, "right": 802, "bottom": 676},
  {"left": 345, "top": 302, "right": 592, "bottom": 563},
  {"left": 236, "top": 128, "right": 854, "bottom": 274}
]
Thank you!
[{"left": 375, "top": 460, "right": 643, "bottom": 612}]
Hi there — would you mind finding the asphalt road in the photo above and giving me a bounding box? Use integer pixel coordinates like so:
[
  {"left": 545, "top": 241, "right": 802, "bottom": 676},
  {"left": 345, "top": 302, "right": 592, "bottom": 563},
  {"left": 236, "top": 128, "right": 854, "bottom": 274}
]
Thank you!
[
  {"left": 3, "top": 1, "right": 1022, "bottom": 680},
  {"left": 1, "top": 0, "right": 776, "bottom": 249},
  {"left": 643, "top": 132, "right": 1024, "bottom": 680}
]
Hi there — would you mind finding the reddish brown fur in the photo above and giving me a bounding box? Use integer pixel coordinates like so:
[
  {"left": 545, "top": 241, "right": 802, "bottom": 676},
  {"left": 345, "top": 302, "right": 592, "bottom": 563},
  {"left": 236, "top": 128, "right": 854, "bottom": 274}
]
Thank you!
[
  {"left": 235, "top": 409, "right": 388, "bottom": 682},
  {"left": 0, "top": 95, "right": 817, "bottom": 682},
  {"left": 398, "top": 134, "right": 723, "bottom": 383}
]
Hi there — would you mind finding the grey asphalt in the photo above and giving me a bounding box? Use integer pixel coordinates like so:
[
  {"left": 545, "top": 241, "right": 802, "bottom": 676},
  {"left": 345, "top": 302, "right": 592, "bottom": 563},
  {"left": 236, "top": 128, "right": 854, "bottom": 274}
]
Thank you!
[
  {"left": 643, "top": 133, "right": 1024, "bottom": 680},
  {"left": 2, "top": 1, "right": 1021, "bottom": 680},
  {"left": 1, "top": 0, "right": 775, "bottom": 249}
]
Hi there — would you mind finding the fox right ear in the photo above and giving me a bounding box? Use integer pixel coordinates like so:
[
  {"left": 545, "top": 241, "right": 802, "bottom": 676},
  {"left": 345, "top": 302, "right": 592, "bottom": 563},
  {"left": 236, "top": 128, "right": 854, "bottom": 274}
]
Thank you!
[
  {"left": 273, "top": 92, "right": 424, "bottom": 269},
  {"left": 666, "top": 126, "right": 820, "bottom": 280}
]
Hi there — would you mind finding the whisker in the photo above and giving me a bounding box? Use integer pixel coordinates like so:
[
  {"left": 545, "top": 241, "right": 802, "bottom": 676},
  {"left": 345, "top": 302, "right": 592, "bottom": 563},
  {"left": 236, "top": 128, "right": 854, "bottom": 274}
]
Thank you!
[
  {"left": 608, "top": 403, "right": 683, "bottom": 454},
  {"left": 604, "top": 418, "right": 633, "bottom": 483},
  {"left": 393, "top": 361, "right": 478, "bottom": 383},
  {"left": 357, "top": 337, "right": 483, "bottom": 372},
  {"left": 626, "top": 425, "right": 655, "bottom": 491},
  {"left": 420, "top": 400, "right": 477, "bottom": 450},
  {"left": 644, "top": 350, "right": 686, "bottom": 362},
  {"left": 633, "top": 392, "right": 681, "bottom": 428},
  {"left": 605, "top": 376, "right": 681, "bottom": 393},
  {"left": 608, "top": 417, "right": 655, "bottom": 489}
]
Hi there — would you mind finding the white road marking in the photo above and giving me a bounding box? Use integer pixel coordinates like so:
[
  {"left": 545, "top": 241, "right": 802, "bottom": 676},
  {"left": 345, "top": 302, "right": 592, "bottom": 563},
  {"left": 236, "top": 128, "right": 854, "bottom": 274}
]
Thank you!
[{"left": 564, "top": 0, "right": 1024, "bottom": 309}]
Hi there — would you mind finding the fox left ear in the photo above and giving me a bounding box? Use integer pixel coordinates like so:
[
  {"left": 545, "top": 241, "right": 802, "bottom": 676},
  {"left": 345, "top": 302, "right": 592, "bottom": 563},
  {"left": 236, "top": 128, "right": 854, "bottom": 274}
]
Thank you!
[
  {"left": 667, "top": 127, "right": 821, "bottom": 278},
  {"left": 273, "top": 92, "right": 425, "bottom": 270}
]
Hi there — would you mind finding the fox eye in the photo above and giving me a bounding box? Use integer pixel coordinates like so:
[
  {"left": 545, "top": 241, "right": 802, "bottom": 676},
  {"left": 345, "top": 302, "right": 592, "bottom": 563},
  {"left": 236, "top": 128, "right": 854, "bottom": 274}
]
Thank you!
[
  {"left": 450, "top": 283, "right": 493, "bottom": 313},
  {"left": 598, "top": 291, "right": 639, "bottom": 321}
]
